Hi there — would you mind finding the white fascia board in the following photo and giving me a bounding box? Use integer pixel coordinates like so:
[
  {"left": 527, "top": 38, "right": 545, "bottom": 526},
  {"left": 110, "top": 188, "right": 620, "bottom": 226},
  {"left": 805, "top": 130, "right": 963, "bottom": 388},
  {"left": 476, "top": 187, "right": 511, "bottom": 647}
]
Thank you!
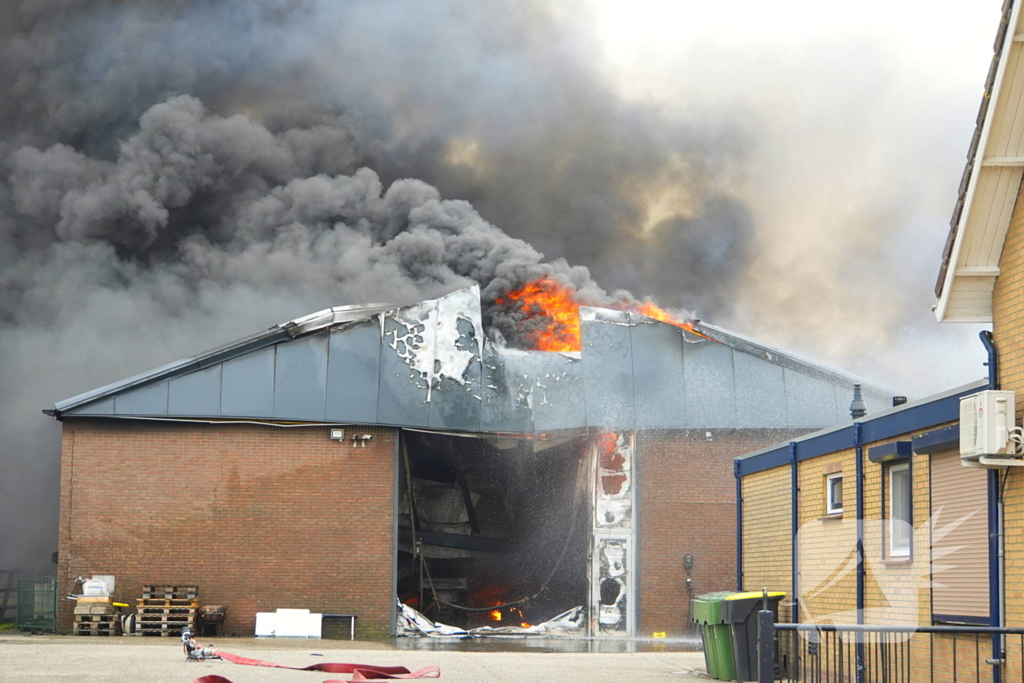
[{"left": 936, "top": 0, "right": 1022, "bottom": 322}]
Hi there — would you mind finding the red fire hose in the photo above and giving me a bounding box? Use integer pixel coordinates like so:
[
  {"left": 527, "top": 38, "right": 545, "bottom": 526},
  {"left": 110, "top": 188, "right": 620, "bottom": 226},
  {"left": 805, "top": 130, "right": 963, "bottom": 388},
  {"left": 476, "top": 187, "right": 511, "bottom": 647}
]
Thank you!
[{"left": 188, "top": 651, "right": 440, "bottom": 682}]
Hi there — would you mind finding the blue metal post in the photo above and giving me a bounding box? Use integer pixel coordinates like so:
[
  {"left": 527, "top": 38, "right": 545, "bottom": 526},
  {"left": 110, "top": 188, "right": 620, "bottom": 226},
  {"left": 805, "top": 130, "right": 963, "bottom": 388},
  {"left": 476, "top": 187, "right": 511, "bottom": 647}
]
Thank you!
[
  {"left": 982, "top": 328, "right": 1003, "bottom": 683},
  {"left": 855, "top": 421, "right": 865, "bottom": 683},
  {"left": 790, "top": 441, "right": 799, "bottom": 623},
  {"left": 736, "top": 459, "right": 744, "bottom": 591}
]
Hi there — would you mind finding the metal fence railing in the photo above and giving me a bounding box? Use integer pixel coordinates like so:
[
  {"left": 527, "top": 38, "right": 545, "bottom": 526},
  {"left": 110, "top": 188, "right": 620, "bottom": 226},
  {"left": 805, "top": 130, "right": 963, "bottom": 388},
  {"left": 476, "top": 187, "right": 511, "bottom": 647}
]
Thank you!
[
  {"left": 16, "top": 578, "right": 56, "bottom": 633},
  {"left": 760, "top": 621, "right": 1024, "bottom": 683}
]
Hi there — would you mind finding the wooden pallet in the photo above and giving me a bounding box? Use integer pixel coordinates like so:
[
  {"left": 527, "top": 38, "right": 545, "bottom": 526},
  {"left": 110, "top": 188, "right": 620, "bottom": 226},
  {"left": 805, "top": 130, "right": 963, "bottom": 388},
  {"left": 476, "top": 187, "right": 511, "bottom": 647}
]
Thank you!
[
  {"left": 142, "top": 585, "right": 197, "bottom": 600},
  {"left": 75, "top": 604, "right": 116, "bottom": 616},
  {"left": 77, "top": 615, "right": 117, "bottom": 622},
  {"left": 137, "top": 598, "right": 199, "bottom": 607},
  {"left": 137, "top": 605, "right": 197, "bottom": 615},
  {"left": 136, "top": 614, "right": 195, "bottom": 623},
  {"left": 74, "top": 626, "right": 121, "bottom": 636},
  {"left": 136, "top": 628, "right": 184, "bottom": 636},
  {"left": 74, "top": 615, "right": 121, "bottom": 636},
  {"left": 136, "top": 621, "right": 193, "bottom": 633}
]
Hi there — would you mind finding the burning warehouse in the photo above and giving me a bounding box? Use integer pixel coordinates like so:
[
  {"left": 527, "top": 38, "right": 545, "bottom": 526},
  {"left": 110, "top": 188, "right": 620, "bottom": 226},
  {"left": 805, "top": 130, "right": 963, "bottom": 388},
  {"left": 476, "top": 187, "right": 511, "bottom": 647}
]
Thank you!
[{"left": 48, "top": 284, "right": 891, "bottom": 638}]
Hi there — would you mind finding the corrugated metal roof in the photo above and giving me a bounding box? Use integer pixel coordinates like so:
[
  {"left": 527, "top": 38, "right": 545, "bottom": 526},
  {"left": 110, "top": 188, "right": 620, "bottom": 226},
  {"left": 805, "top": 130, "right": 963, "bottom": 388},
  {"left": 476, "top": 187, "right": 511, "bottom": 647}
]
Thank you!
[{"left": 52, "top": 286, "right": 894, "bottom": 434}]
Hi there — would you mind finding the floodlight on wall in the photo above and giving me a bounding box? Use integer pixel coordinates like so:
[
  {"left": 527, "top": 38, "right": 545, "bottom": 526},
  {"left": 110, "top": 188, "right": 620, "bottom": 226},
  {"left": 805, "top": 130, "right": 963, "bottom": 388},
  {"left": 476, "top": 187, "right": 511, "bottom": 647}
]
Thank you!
[{"left": 330, "top": 429, "right": 345, "bottom": 441}]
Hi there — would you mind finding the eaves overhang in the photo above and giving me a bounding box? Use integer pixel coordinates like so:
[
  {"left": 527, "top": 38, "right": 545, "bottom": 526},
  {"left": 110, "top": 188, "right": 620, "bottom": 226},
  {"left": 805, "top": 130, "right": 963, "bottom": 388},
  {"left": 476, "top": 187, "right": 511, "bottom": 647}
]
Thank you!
[{"left": 935, "top": 0, "right": 1021, "bottom": 322}]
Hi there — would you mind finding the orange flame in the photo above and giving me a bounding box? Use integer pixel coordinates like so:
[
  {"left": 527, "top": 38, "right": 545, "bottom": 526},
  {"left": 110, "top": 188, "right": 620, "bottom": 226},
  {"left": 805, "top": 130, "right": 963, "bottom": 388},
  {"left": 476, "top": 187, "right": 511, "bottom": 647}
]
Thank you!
[
  {"left": 520, "top": 622, "right": 531, "bottom": 628},
  {"left": 496, "top": 278, "right": 703, "bottom": 352},
  {"left": 490, "top": 610, "right": 502, "bottom": 622},
  {"left": 495, "top": 278, "right": 582, "bottom": 352}
]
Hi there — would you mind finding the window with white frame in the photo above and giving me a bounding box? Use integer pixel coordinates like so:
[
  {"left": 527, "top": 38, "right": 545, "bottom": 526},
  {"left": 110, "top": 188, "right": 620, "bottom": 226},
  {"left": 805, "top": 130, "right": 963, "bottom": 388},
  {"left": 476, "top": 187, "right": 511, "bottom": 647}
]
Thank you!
[
  {"left": 826, "top": 473, "right": 843, "bottom": 514},
  {"left": 889, "top": 463, "right": 911, "bottom": 556}
]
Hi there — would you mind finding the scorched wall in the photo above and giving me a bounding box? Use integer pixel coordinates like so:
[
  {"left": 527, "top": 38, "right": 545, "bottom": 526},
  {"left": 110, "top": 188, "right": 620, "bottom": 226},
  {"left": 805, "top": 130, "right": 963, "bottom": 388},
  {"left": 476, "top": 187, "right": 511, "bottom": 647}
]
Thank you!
[{"left": 57, "top": 419, "right": 396, "bottom": 637}]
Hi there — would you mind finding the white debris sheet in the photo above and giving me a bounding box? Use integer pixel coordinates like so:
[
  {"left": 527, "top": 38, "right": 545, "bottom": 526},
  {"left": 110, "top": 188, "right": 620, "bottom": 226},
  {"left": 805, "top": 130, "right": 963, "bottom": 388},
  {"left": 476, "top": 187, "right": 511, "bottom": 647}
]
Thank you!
[{"left": 396, "top": 602, "right": 584, "bottom": 638}]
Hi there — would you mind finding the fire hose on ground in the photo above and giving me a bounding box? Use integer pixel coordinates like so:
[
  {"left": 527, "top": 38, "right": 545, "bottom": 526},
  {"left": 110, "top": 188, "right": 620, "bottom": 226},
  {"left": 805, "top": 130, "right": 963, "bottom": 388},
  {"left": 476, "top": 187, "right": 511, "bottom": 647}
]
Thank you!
[{"left": 188, "top": 650, "right": 440, "bottom": 682}]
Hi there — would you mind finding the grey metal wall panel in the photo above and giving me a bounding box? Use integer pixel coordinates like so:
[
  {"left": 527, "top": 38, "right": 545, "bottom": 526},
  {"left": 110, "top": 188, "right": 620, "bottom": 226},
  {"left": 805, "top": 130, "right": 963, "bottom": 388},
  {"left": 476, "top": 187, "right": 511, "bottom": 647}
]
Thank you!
[
  {"left": 429, "top": 316, "right": 483, "bottom": 431},
  {"left": 377, "top": 302, "right": 436, "bottom": 427},
  {"left": 862, "top": 388, "right": 893, "bottom": 415},
  {"left": 532, "top": 352, "right": 586, "bottom": 433},
  {"left": 683, "top": 342, "right": 736, "bottom": 428},
  {"left": 221, "top": 346, "right": 276, "bottom": 417},
  {"left": 325, "top": 321, "right": 382, "bottom": 423},
  {"left": 72, "top": 398, "right": 115, "bottom": 416},
  {"left": 168, "top": 366, "right": 222, "bottom": 416},
  {"left": 785, "top": 369, "right": 840, "bottom": 428},
  {"left": 273, "top": 332, "right": 329, "bottom": 420},
  {"left": 629, "top": 319, "right": 686, "bottom": 429},
  {"left": 732, "top": 352, "right": 787, "bottom": 429},
  {"left": 115, "top": 381, "right": 168, "bottom": 415},
  {"left": 480, "top": 345, "right": 534, "bottom": 434},
  {"left": 581, "top": 310, "right": 635, "bottom": 430}
]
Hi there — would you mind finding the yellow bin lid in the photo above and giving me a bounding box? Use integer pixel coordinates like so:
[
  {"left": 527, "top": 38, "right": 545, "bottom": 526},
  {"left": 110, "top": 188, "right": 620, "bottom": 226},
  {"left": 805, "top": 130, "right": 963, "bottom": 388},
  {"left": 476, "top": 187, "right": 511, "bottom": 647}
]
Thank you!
[{"left": 724, "top": 591, "right": 786, "bottom": 601}]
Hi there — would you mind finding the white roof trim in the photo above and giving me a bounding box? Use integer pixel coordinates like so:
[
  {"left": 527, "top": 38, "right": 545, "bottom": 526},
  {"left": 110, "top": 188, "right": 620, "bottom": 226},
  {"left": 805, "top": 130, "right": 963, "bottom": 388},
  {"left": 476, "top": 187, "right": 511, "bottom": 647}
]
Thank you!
[{"left": 936, "top": 0, "right": 1023, "bottom": 322}]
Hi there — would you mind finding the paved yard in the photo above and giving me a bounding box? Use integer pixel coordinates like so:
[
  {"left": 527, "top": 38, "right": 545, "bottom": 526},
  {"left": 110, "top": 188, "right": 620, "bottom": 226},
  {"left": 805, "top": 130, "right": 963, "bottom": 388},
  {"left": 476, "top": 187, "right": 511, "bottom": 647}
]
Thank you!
[{"left": 0, "top": 634, "right": 711, "bottom": 683}]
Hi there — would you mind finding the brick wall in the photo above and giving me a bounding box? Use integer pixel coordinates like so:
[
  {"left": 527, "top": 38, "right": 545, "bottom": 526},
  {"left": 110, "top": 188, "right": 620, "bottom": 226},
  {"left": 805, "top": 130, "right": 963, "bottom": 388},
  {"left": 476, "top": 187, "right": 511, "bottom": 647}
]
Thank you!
[
  {"left": 741, "top": 465, "right": 792, "bottom": 617},
  {"left": 637, "top": 429, "right": 803, "bottom": 637},
  {"left": 740, "top": 428, "right": 948, "bottom": 630},
  {"left": 994, "top": 176, "right": 1024, "bottom": 643},
  {"left": 994, "top": 178, "right": 1024, "bottom": 418},
  {"left": 57, "top": 419, "right": 397, "bottom": 637}
]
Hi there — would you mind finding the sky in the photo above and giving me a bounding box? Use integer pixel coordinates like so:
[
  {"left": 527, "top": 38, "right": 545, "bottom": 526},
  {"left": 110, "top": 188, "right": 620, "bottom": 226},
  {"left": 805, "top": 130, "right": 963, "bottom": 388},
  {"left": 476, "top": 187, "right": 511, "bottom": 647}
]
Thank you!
[{"left": 586, "top": 0, "right": 1002, "bottom": 395}]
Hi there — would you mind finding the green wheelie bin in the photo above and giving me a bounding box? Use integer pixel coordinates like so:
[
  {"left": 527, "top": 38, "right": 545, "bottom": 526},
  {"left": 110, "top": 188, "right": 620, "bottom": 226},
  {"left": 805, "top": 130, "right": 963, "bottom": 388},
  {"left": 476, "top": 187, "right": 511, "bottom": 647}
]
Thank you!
[
  {"left": 691, "top": 592, "right": 737, "bottom": 680},
  {"left": 723, "top": 591, "right": 786, "bottom": 681}
]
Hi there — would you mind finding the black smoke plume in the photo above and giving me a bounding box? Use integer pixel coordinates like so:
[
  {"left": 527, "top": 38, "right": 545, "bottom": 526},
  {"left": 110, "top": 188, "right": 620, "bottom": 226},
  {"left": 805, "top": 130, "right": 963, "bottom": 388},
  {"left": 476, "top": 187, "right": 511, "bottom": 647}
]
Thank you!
[{"left": 0, "top": 1, "right": 750, "bottom": 571}]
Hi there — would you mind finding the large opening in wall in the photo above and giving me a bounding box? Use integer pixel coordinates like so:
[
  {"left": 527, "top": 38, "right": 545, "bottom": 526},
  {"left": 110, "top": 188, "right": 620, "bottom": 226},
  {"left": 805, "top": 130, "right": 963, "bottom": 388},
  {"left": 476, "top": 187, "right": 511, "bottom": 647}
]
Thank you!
[{"left": 396, "top": 431, "right": 590, "bottom": 631}]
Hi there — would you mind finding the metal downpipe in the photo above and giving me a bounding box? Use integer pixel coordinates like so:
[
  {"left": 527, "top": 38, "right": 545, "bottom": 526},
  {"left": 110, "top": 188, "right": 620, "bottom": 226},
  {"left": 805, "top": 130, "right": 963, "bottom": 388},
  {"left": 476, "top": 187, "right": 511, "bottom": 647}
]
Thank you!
[
  {"left": 790, "top": 441, "right": 799, "bottom": 624},
  {"left": 735, "top": 459, "right": 743, "bottom": 592},
  {"left": 855, "top": 421, "right": 865, "bottom": 683},
  {"left": 982, "top": 329, "right": 1003, "bottom": 683}
]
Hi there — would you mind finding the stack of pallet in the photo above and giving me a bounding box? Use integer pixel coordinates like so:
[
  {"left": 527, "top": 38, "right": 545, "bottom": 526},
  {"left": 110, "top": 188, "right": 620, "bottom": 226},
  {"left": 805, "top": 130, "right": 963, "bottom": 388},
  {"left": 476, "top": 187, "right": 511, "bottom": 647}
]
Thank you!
[
  {"left": 135, "top": 584, "right": 199, "bottom": 636},
  {"left": 74, "top": 596, "right": 121, "bottom": 636}
]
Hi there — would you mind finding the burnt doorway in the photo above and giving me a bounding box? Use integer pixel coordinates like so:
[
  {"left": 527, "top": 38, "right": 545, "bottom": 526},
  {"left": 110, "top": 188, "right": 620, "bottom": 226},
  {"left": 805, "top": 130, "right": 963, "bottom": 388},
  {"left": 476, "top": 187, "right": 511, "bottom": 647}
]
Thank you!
[{"left": 396, "top": 431, "right": 589, "bottom": 630}]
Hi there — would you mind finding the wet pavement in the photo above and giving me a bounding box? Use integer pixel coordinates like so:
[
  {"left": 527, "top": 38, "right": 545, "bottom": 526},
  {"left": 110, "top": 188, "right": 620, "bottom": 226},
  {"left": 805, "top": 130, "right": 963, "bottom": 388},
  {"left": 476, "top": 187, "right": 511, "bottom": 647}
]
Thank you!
[
  {"left": 390, "top": 634, "right": 703, "bottom": 653},
  {"left": 0, "top": 633, "right": 712, "bottom": 682}
]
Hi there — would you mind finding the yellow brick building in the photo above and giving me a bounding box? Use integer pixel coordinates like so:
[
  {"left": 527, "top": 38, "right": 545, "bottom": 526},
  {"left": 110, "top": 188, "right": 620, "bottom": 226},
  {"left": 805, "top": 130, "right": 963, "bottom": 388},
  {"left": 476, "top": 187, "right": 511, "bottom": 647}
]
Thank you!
[{"left": 736, "top": 1, "right": 1024, "bottom": 680}]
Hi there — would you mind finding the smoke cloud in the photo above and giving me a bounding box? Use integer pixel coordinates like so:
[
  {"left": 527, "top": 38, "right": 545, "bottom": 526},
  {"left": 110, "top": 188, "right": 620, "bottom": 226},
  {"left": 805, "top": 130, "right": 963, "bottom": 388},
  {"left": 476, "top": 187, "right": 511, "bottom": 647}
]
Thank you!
[
  {"left": 0, "top": 0, "right": 753, "bottom": 571},
  {"left": 0, "top": 0, "right": 998, "bottom": 572}
]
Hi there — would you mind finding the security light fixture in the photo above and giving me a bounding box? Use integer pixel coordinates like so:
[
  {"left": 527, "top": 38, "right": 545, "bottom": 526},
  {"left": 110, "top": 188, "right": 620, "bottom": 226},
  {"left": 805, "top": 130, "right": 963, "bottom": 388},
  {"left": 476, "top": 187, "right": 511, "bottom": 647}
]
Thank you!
[{"left": 330, "top": 429, "right": 345, "bottom": 441}]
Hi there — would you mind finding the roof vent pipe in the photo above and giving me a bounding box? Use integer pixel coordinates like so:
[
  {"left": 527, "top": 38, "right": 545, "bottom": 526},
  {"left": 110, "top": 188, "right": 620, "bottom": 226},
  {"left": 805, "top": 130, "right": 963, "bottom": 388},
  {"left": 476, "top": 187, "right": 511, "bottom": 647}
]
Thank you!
[
  {"left": 892, "top": 396, "right": 908, "bottom": 407},
  {"left": 850, "top": 384, "right": 867, "bottom": 419}
]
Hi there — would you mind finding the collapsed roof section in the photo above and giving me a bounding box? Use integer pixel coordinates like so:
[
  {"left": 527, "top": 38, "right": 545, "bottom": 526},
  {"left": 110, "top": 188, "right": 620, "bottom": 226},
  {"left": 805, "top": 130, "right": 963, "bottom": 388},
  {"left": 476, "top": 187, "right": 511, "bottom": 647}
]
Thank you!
[{"left": 53, "top": 286, "right": 893, "bottom": 434}]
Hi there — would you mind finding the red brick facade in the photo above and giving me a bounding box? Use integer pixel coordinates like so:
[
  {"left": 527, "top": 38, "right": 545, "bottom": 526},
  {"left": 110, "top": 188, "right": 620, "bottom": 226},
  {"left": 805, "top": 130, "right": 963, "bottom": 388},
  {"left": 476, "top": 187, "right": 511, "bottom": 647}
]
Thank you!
[
  {"left": 57, "top": 419, "right": 396, "bottom": 637},
  {"left": 636, "top": 429, "right": 803, "bottom": 636}
]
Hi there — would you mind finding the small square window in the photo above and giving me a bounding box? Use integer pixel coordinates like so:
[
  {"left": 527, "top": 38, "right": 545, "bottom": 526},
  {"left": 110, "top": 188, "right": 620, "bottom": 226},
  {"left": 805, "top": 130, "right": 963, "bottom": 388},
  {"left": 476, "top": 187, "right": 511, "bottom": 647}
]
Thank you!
[{"left": 826, "top": 473, "right": 843, "bottom": 514}]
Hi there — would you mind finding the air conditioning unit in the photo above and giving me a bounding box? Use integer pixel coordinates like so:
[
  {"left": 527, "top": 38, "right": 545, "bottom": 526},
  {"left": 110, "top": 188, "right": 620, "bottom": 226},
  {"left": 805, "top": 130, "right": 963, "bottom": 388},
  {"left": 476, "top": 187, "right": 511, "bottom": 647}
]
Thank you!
[{"left": 960, "top": 390, "right": 1019, "bottom": 467}]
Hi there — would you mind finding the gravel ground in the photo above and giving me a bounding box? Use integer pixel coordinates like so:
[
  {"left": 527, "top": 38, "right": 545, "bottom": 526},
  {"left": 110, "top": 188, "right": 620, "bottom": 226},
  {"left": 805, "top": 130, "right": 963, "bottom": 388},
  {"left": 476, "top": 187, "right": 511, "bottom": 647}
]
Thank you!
[{"left": 0, "top": 634, "right": 711, "bottom": 683}]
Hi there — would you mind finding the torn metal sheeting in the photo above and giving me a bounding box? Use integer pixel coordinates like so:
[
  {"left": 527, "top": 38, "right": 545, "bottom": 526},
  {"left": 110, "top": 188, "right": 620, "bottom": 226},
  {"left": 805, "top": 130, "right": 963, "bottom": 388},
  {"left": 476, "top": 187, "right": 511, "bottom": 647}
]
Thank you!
[
  {"left": 396, "top": 602, "right": 584, "bottom": 638},
  {"left": 55, "top": 285, "right": 895, "bottom": 431}
]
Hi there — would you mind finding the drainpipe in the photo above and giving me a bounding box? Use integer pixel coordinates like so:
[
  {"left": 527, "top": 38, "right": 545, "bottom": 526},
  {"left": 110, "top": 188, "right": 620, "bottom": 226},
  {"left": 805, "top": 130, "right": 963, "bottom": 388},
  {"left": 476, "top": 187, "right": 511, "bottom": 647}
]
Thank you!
[
  {"left": 854, "top": 421, "right": 865, "bottom": 683},
  {"left": 981, "top": 330, "right": 1003, "bottom": 683},
  {"left": 790, "top": 441, "right": 799, "bottom": 624},
  {"left": 735, "top": 460, "right": 743, "bottom": 591},
  {"left": 981, "top": 330, "right": 999, "bottom": 390}
]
